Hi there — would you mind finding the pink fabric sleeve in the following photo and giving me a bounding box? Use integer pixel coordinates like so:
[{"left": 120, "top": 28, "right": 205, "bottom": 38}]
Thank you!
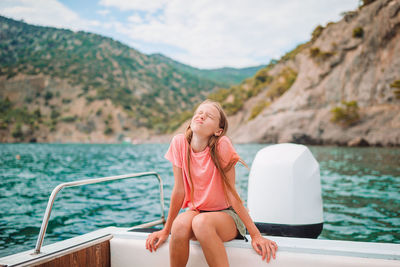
[
  {"left": 164, "top": 134, "right": 184, "bottom": 168},
  {"left": 217, "top": 136, "right": 240, "bottom": 169}
]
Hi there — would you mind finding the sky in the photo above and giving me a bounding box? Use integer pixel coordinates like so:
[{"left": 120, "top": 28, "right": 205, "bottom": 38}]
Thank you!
[{"left": 0, "top": 0, "right": 360, "bottom": 69}]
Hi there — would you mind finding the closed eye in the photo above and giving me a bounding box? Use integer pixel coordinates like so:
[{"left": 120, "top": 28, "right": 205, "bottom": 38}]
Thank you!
[{"left": 206, "top": 113, "right": 215, "bottom": 119}]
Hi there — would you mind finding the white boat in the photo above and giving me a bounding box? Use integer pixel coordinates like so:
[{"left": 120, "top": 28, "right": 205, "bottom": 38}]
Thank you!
[{"left": 1, "top": 144, "right": 399, "bottom": 267}]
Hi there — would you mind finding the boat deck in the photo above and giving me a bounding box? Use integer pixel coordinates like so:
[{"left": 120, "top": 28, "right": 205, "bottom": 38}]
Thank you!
[
  {"left": 1, "top": 227, "right": 399, "bottom": 267},
  {"left": 111, "top": 231, "right": 400, "bottom": 267}
]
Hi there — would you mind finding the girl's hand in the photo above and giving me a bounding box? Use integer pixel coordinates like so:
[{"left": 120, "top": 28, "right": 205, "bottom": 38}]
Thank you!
[
  {"left": 145, "top": 229, "right": 169, "bottom": 252},
  {"left": 251, "top": 234, "right": 278, "bottom": 263}
]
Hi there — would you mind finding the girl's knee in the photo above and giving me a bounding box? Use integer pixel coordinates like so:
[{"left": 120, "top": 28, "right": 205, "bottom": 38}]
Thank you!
[
  {"left": 171, "top": 218, "right": 193, "bottom": 241},
  {"left": 192, "top": 214, "right": 214, "bottom": 239}
]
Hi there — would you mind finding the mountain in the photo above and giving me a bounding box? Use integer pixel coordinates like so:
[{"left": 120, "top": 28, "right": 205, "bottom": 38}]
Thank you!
[
  {"left": 149, "top": 53, "right": 265, "bottom": 86},
  {"left": 0, "top": 15, "right": 262, "bottom": 143},
  {"left": 193, "top": 0, "right": 399, "bottom": 146}
]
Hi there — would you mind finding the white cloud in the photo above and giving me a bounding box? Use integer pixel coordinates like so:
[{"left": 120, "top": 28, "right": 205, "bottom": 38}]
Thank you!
[
  {"left": 0, "top": 0, "right": 359, "bottom": 68},
  {"left": 99, "top": 0, "right": 167, "bottom": 11},
  {"left": 109, "top": 0, "right": 359, "bottom": 68},
  {"left": 0, "top": 0, "right": 100, "bottom": 31},
  {"left": 127, "top": 14, "right": 143, "bottom": 24}
]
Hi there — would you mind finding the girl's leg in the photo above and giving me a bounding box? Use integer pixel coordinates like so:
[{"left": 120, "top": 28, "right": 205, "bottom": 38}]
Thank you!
[
  {"left": 170, "top": 210, "right": 199, "bottom": 267},
  {"left": 191, "top": 212, "right": 237, "bottom": 267}
]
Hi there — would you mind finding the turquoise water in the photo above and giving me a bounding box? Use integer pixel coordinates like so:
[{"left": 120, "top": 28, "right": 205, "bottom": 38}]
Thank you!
[{"left": 0, "top": 143, "right": 399, "bottom": 257}]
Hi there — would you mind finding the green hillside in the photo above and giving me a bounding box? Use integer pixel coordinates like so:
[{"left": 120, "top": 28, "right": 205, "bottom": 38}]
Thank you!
[
  {"left": 149, "top": 53, "right": 265, "bottom": 86},
  {"left": 0, "top": 16, "right": 261, "bottom": 136}
]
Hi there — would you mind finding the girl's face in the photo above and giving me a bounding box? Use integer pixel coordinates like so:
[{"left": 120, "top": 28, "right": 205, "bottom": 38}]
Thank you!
[{"left": 190, "top": 103, "right": 223, "bottom": 138}]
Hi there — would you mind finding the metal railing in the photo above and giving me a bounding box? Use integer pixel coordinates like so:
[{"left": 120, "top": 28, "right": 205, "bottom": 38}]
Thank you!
[{"left": 34, "top": 172, "right": 165, "bottom": 254}]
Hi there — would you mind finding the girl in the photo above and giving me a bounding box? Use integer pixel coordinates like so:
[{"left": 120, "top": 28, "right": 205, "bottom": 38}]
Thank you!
[{"left": 145, "top": 100, "right": 278, "bottom": 266}]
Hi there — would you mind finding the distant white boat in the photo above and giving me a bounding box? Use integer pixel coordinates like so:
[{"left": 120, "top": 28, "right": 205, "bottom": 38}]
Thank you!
[
  {"left": 122, "top": 137, "right": 132, "bottom": 144},
  {"left": 131, "top": 138, "right": 140, "bottom": 145},
  {"left": 1, "top": 144, "right": 399, "bottom": 267}
]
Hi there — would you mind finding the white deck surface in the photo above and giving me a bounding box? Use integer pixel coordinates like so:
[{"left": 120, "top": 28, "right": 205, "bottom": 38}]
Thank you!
[
  {"left": 110, "top": 232, "right": 400, "bottom": 267},
  {"left": 2, "top": 228, "right": 399, "bottom": 267}
]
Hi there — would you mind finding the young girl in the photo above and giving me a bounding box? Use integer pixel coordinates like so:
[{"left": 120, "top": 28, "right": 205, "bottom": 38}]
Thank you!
[{"left": 145, "top": 100, "right": 278, "bottom": 266}]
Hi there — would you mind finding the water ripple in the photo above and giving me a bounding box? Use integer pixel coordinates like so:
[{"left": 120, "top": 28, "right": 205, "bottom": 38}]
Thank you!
[{"left": 0, "top": 143, "right": 399, "bottom": 257}]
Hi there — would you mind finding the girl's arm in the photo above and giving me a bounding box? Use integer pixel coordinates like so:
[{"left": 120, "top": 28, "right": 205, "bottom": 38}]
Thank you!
[
  {"left": 162, "top": 165, "right": 185, "bottom": 233},
  {"left": 146, "top": 165, "right": 185, "bottom": 252},
  {"left": 225, "top": 167, "right": 278, "bottom": 263}
]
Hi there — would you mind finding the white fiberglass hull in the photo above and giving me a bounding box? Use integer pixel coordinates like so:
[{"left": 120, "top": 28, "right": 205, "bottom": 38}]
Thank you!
[
  {"left": 111, "top": 231, "right": 400, "bottom": 267},
  {"left": 1, "top": 227, "right": 399, "bottom": 267}
]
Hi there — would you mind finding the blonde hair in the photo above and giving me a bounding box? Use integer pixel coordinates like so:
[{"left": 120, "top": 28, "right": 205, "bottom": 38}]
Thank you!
[{"left": 184, "top": 99, "right": 248, "bottom": 211}]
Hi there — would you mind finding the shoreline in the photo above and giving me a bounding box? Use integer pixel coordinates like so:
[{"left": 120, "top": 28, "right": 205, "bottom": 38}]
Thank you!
[{"left": 1, "top": 140, "right": 399, "bottom": 147}]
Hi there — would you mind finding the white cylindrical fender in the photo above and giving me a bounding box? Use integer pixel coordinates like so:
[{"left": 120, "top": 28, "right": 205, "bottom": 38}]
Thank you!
[{"left": 248, "top": 143, "right": 323, "bottom": 228}]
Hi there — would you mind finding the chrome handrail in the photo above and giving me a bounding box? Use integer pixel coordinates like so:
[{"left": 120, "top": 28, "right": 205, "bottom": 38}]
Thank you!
[{"left": 34, "top": 172, "right": 165, "bottom": 254}]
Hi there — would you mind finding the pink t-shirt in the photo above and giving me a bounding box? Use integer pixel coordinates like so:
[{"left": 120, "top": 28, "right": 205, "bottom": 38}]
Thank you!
[{"left": 165, "top": 134, "right": 240, "bottom": 211}]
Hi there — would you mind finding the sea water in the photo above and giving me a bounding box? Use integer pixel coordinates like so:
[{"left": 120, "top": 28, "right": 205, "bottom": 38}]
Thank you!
[{"left": 0, "top": 143, "right": 399, "bottom": 257}]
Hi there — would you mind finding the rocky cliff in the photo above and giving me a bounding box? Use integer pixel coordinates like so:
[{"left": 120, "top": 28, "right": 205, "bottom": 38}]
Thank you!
[{"left": 222, "top": 0, "right": 400, "bottom": 146}]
